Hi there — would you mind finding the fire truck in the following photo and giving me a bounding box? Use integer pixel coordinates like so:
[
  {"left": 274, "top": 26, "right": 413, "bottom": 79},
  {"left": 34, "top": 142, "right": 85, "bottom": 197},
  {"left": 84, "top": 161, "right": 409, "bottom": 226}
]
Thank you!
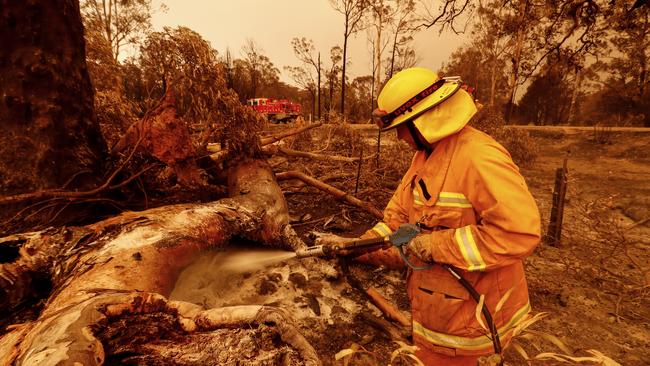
[{"left": 246, "top": 98, "right": 302, "bottom": 123}]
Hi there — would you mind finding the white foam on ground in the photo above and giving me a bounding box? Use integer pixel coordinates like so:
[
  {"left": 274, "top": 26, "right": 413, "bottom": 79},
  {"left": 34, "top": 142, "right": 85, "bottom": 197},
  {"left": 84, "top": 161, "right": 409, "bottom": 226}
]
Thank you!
[{"left": 170, "top": 246, "right": 361, "bottom": 324}]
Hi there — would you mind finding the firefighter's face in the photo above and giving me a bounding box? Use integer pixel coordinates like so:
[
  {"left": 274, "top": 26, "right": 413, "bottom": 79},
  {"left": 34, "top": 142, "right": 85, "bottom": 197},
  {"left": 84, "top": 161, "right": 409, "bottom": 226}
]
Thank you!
[{"left": 396, "top": 123, "right": 417, "bottom": 150}]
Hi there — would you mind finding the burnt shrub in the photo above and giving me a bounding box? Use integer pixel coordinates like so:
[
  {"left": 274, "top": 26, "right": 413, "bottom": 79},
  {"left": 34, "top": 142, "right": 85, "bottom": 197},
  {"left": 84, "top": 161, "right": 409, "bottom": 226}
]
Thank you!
[
  {"left": 471, "top": 106, "right": 538, "bottom": 166},
  {"left": 497, "top": 128, "right": 539, "bottom": 167}
]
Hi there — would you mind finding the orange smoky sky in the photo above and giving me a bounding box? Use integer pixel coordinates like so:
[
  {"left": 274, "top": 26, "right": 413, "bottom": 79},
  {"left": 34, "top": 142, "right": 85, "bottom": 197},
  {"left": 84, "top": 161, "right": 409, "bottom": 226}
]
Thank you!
[{"left": 147, "top": 0, "right": 470, "bottom": 85}]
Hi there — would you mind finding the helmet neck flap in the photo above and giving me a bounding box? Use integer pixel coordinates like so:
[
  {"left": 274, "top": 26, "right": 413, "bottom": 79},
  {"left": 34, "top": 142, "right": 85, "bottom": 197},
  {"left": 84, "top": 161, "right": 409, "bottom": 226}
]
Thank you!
[{"left": 406, "top": 121, "right": 433, "bottom": 154}]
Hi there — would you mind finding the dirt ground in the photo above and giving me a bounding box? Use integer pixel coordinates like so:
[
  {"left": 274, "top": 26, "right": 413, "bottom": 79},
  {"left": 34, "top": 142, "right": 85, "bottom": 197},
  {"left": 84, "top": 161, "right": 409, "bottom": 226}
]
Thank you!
[
  {"left": 175, "top": 124, "right": 648, "bottom": 365},
  {"left": 519, "top": 129, "right": 650, "bottom": 365}
]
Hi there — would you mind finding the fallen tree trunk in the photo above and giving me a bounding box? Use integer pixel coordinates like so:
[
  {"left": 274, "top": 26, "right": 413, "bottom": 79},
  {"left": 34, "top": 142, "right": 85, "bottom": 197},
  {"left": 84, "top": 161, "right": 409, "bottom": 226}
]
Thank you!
[
  {"left": 263, "top": 145, "right": 366, "bottom": 163},
  {"left": 0, "top": 159, "right": 318, "bottom": 365},
  {"left": 259, "top": 122, "right": 323, "bottom": 146},
  {"left": 207, "top": 122, "right": 323, "bottom": 155}
]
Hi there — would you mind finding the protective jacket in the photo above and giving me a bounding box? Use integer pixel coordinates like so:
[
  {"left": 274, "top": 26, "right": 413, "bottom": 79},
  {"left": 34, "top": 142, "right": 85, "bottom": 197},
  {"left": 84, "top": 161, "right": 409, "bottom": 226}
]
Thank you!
[{"left": 358, "top": 125, "right": 541, "bottom": 357}]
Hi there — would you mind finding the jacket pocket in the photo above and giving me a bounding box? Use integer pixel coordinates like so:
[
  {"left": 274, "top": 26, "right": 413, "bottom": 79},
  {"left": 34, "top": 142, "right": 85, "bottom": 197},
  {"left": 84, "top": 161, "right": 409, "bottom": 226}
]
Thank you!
[
  {"left": 411, "top": 286, "right": 469, "bottom": 336},
  {"left": 409, "top": 267, "right": 472, "bottom": 335}
]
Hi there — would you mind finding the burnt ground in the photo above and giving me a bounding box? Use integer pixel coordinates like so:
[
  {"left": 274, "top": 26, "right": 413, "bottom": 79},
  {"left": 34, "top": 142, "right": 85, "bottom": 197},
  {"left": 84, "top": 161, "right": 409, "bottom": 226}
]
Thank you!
[
  {"left": 252, "top": 124, "right": 650, "bottom": 365},
  {"left": 518, "top": 129, "right": 650, "bottom": 365},
  {"left": 2, "top": 124, "right": 648, "bottom": 365}
]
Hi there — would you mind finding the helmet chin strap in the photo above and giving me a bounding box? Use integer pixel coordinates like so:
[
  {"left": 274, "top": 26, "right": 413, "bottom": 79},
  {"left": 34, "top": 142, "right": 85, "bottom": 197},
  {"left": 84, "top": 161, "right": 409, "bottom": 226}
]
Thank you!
[{"left": 406, "top": 121, "right": 433, "bottom": 155}]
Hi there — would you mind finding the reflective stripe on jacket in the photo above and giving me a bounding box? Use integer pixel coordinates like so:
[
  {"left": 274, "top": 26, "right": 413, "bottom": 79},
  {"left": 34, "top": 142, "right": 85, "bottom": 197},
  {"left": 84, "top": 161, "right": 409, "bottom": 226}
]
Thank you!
[{"left": 358, "top": 126, "right": 541, "bottom": 356}]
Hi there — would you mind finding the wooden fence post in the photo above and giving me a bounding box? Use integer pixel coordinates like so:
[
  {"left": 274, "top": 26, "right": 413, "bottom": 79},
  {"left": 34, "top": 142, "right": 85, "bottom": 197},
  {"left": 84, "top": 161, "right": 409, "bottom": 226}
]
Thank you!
[
  {"left": 376, "top": 128, "right": 381, "bottom": 169},
  {"left": 546, "top": 158, "right": 568, "bottom": 246},
  {"left": 355, "top": 147, "right": 363, "bottom": 195}
]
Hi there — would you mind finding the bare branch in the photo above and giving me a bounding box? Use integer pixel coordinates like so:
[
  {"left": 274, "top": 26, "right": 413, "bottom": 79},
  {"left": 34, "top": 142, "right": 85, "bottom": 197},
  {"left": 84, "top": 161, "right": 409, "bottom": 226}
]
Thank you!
[
  {"left": 418, "top": 0, "right": 473, "bottom": 34},
  {"left": 276, "top": 171, "right": 383, "bottom": 219},
  {"left": 260, "top": 123, "right": 323, "bottom": 146}
]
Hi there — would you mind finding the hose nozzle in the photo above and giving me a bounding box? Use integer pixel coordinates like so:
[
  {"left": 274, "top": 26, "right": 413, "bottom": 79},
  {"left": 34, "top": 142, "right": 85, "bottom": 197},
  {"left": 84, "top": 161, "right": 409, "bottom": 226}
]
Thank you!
[{"left": 295, "top": 245, "right": 327, "bottom": 258}]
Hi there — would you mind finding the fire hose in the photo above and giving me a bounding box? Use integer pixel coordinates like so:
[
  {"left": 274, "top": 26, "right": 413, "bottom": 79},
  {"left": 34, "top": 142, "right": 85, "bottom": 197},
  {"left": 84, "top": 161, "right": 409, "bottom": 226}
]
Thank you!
[{"left": 295, "top": 223, "right": 502, "bottom": 356}]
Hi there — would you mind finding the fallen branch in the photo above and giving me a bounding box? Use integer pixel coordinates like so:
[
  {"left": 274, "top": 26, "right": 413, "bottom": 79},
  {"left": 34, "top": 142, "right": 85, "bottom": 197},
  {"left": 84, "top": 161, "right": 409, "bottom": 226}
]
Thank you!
[
  {"left": 291, "top": 216, "right": 331, "bottom": 227},
  {"left": 0, "top": 291, "right": 320, "bottom": 366},
  {"left": 365, "top": 287, "right": 411, "bottom": 327},
  {"left": 264, "top": 145, "right": 364, "bottom": 163},
  {"left": 338, "top": 258, "right": 410, "bottom": 339},
  {"left": 628, "top": 216, "right": 650, "bottom": 229},
  {"left": 62, "top": 169, "right": 93, "bottom": 189},
  {"left": 260, "top": 122, "right": 323, "bottom": 146},
  {"left": 209, "top": 123, "right": 325, "bottom": 163},
  {"left": 197, "top": 305, "right": 321, "bottom": 365},
  {"left": 206, "top": 123, "right": 324, "bottom": 154},
  {"left": 276, "top": 171, "right": 383, "bottom": 219},
  {"left": 0, "top": 164, "right": 159, "bottom": 234},
  {"left": 0, "top": 135, "right": 147, "bottom": 206},
  {"left": 358, "top": 312, "right": 409, "bottom": 341}
]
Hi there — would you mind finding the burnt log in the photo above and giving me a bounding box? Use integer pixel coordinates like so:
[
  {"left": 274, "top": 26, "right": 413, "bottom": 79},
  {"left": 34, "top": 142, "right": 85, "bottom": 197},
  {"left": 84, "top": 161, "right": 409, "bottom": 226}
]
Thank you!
[{"left": 0, "top": 160, "right": 319, "bottom": 365}]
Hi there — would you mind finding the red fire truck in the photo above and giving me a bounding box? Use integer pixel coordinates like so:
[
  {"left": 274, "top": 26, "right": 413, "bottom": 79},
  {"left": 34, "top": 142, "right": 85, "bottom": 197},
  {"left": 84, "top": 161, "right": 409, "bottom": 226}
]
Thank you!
[{"left": 247, "top": 98, "right": 302, "bottom": 123}]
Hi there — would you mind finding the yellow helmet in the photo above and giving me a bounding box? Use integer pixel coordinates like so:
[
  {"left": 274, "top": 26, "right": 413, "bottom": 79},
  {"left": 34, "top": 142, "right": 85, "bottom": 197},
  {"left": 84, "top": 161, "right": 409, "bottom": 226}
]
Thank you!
[{"left": 376, "top": 67, "right": 477, "bottom": 144}]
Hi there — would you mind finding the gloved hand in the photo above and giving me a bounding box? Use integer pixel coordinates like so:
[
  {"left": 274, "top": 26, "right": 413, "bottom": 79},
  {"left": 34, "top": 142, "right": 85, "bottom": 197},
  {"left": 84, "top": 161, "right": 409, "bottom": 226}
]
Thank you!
[{"left": 407, "top": 234, "right": 433, "bottom": 263}]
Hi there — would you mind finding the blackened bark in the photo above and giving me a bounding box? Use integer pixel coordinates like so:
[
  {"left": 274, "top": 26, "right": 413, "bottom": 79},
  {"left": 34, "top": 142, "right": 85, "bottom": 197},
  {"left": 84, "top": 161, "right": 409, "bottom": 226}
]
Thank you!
[{"left": 0, "top": 0, "right": 106, "bottom": 195}]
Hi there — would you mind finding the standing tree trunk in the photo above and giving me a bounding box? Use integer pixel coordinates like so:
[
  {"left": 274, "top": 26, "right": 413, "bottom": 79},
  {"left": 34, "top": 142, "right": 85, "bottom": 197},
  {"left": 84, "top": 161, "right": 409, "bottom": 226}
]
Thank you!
[
  {"left": 332, "top": 0, "right": 367, "bottom": 121},
  {"left": 329, "top": 77, "right": 335, "bottom": 116},
  {"left": 341, "top": 26, "right": 349, "bottom": 118},
  {"left": 567, "top": 66, "right": 582, "bottom": 124},
  {"left": 371, "top": 40, "right": 376, "bottom": 116},
  {"left": 489, "top": 56, "right": 498, "bottom": 106},
  {"left": 505, "top": 0, "right": 529, "bottom": 123},
  {"left": 310, "top": 89, "right": 316, "bottom": 121},
  {"left": 0, "top": 0, "right": 106, "bottom": 196},
  {"left": 317, "top": 52, "right": 322, "bottom": 120},
  {"left": 375, "top": 32, "right": 383, "bottom": 100},
  {"left": 389, "top": 30, "right": 399, "bottom": 78}
]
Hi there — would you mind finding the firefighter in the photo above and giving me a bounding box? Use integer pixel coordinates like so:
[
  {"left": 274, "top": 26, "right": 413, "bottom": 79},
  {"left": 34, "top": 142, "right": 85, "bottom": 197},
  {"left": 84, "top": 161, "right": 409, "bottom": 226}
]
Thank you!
[{"left": 357, "top": 67, "right": 541, "bottom": 365}]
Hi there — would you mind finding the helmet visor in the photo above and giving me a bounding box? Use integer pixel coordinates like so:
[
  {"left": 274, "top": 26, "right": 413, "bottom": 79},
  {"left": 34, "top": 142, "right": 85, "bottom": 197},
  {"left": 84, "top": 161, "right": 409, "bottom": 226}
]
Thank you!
[
  {"left": 378, "top": 79, "right": 447, "bottom": 129},
  {"left": 380, "top": 82, "right": 462, "bottom": 131}
]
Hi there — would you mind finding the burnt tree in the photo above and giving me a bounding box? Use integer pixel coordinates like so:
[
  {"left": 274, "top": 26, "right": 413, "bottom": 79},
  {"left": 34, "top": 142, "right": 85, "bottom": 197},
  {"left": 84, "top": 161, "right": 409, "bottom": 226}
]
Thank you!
[{"left": 0, "top": 0, "right": 106, "bottom": 196}]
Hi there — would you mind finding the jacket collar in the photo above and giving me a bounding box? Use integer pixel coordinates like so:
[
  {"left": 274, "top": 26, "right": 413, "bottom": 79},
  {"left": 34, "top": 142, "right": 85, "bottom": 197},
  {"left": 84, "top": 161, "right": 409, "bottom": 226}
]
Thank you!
[{"left": 404, "top": 129, "right": 463, "bottom": 205}]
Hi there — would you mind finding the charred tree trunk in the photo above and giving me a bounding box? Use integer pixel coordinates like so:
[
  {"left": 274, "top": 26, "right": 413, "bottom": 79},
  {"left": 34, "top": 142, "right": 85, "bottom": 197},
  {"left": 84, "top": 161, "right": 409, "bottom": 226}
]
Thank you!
[
  {"left": 374, "top": 27, "right": 382, "bottom": 103},
  {"left": 341, "top": 21, "right": 349, "bottom": 118},
  {"left": 0, "top": 0, "right": 106, "bottom": 195},
  {"left": 489, "top": 56, "right": 498, "bottom": 106},
  {"left": 329, "top": 76, "right": 335, "bottom": 116},
  {"left": 389, "top": 29, "right": 398, "bottom": 79},
  {"left": 317, "top": 52, "right": 321, "bottom": 120}
]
